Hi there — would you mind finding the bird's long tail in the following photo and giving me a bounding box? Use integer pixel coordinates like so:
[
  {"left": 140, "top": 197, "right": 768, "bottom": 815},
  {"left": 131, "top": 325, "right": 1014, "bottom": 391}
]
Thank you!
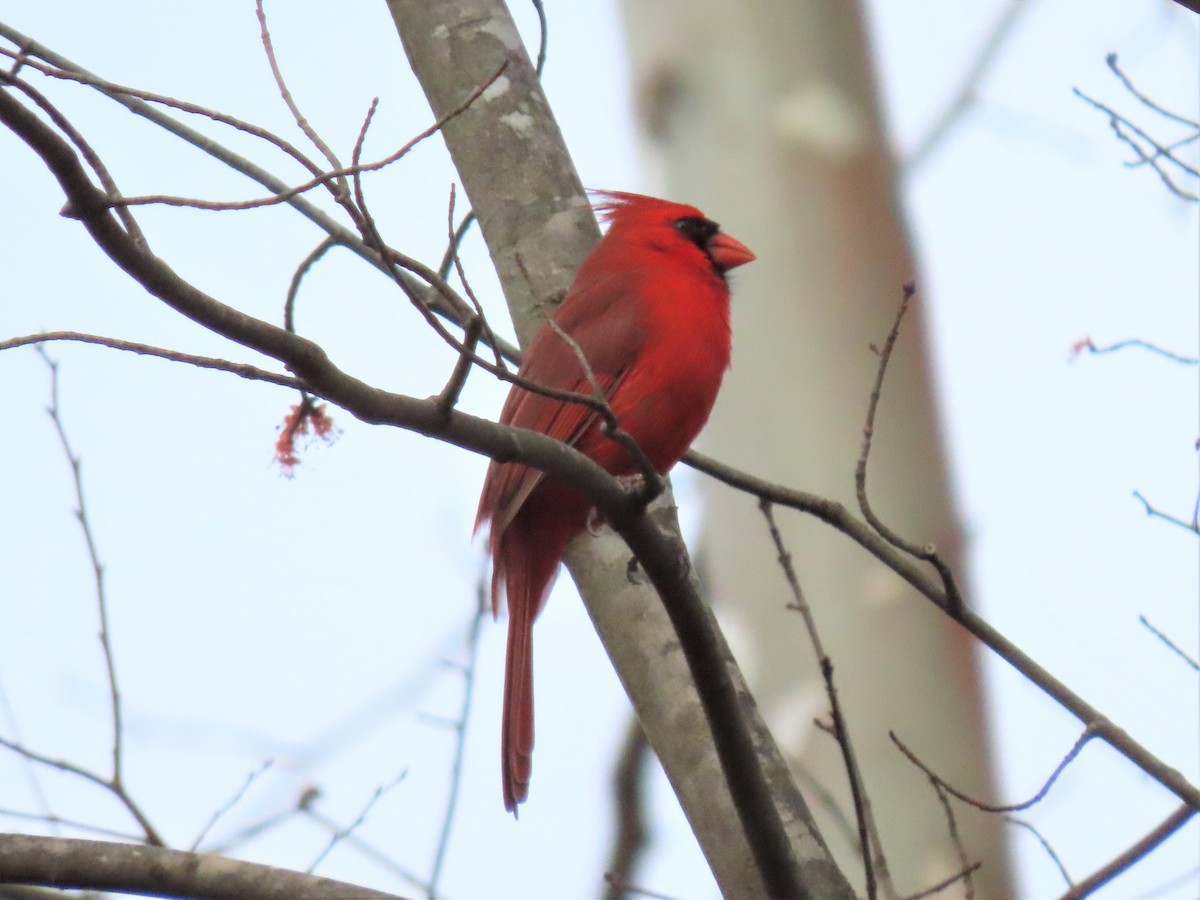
[{"left": 495, "top": 504, "right": 577, "bottom": 813}]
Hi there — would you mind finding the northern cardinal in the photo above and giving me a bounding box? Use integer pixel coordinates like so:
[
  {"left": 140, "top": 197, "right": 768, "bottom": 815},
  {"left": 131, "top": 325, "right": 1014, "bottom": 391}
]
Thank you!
[{"left": 475, "top": 191, "right": 754, "bottom": 811}]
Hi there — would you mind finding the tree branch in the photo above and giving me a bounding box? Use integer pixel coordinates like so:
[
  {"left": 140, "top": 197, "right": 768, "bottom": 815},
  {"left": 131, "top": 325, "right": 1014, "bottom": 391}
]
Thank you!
[{"left": 0, "top": 834, "right": 408, "bottom": 900}]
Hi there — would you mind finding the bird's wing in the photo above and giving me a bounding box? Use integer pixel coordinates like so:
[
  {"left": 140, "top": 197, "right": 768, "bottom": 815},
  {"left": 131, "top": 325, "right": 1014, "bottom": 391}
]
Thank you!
[{"left": 478, "top": 269, "right": 648, "bottom": 533}]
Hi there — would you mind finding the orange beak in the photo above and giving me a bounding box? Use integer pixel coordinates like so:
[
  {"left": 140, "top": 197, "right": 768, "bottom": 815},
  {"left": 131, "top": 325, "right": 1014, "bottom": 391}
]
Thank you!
[{"left": 708, "top": 232, "right": 756, "bottom": 272}]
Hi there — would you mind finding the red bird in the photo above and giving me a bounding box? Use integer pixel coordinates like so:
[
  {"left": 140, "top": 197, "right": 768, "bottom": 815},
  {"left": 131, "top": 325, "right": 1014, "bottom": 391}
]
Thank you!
[{"left": 475, "top": 191, "right": 754, "bottom": 811}]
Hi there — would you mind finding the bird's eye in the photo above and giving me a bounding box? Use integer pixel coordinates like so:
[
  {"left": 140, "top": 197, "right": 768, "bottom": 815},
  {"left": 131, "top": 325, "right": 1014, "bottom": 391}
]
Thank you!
[{"left": 673, "top": 216, "right": 719, "bottom": 248}]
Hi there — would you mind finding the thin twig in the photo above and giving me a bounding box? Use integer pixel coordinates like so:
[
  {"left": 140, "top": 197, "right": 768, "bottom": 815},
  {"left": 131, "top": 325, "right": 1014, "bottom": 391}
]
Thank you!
[
  {"left": 855, "top": 283, "right": 966, "bottom": 612},
  {"left": 428, "top": 588, "right": 488, "bottom": 897},
  {"left": 256, "top": 0, "right": 351, "bottom": 212},
  {"left": 0, "top": 43, "right": 326, "bottom": 182},
  {"left": 1132, "top": 490, "right": 1200, "bottom": 535},
  {"left": 0, "top": 676, "right": 56, "bottom": 837},
  {"left": 603, "top": 718, "right": 652, "bottom": 900},
  {"left": 1059, "top": 804, "right": 1196, "bottom": 899},
  {"left": 1070, "top": 336, "right": 1199, "bottom": 366},
  {"left": 1106, "top": 53, "right": 1200, "bottom": 130},
  {"left": 446, "top": 184, "right": 504, "bottom": 370},
  {"left": 300, "top": 801, "right": 428, "bottom": 893},
  {"left": 929, "top": 783, "right": 975, "bottom": 900},
  {"left": 435, "top": 317, "right": 482, "bottom": 416},
  {"left": 530, "top": 0, "right": 549, "bottom": 77},
  {"left": 1, "top": 332, "right": 302, "bottom": 389},
  {"left": 906, "top": 0, "right": 1032, "bottom": 172},
  {"left": 189, "top": 759, "right": 274, "bottom": 851},
  {"left": 891, "top": 727, "right": 1094, "bottom": 813},
  {"left": 759, "top": 499, "right": 889, "bottom": 900},
  {"left": 305, "top": 772, "right": 407, "bottom": 875},
  {"left": 36, "top": 348, "right": 163, "bottom": 847},
  {"left": 109, "top": 121, "right": 480, "bottom": 212},
  {"left": 1073, "top": 87, "right": 1199, "bottom": 202},
  {"left": 202, "top": 789, "right": 315, "bottom": 856},
  {"left": 789, "top": 757, "right": 862, "bottom": 856},
  {"left": 1005, "top": 816, "right": 1073, "bottom": 889},
  {"left": 0, "top": 735, "right": 161, "bottom": 846},
  {"left": 1138, "top": 615, "right": 1200, "bottom": 672},
  {"left": 285, "top": 237, "right": 338, "bottom": 335}
]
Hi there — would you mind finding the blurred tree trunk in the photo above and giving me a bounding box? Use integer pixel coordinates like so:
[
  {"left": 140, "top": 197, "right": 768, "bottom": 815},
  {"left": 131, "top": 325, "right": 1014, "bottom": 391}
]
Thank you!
[{"left": 617, "top": 2, "right": 1014, "bottom": 896}]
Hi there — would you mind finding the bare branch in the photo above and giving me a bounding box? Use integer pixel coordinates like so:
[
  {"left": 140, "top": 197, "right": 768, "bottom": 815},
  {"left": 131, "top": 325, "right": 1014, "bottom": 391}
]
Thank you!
[
  {"left": 0, "top": 834, "right": 409, "bottom": 900},
  {"left": 1, "top": 332, "right": 301, "bottom": 388},
  {"left": 1059, "top": 804, "right": 1196, "bottom": 899}
]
